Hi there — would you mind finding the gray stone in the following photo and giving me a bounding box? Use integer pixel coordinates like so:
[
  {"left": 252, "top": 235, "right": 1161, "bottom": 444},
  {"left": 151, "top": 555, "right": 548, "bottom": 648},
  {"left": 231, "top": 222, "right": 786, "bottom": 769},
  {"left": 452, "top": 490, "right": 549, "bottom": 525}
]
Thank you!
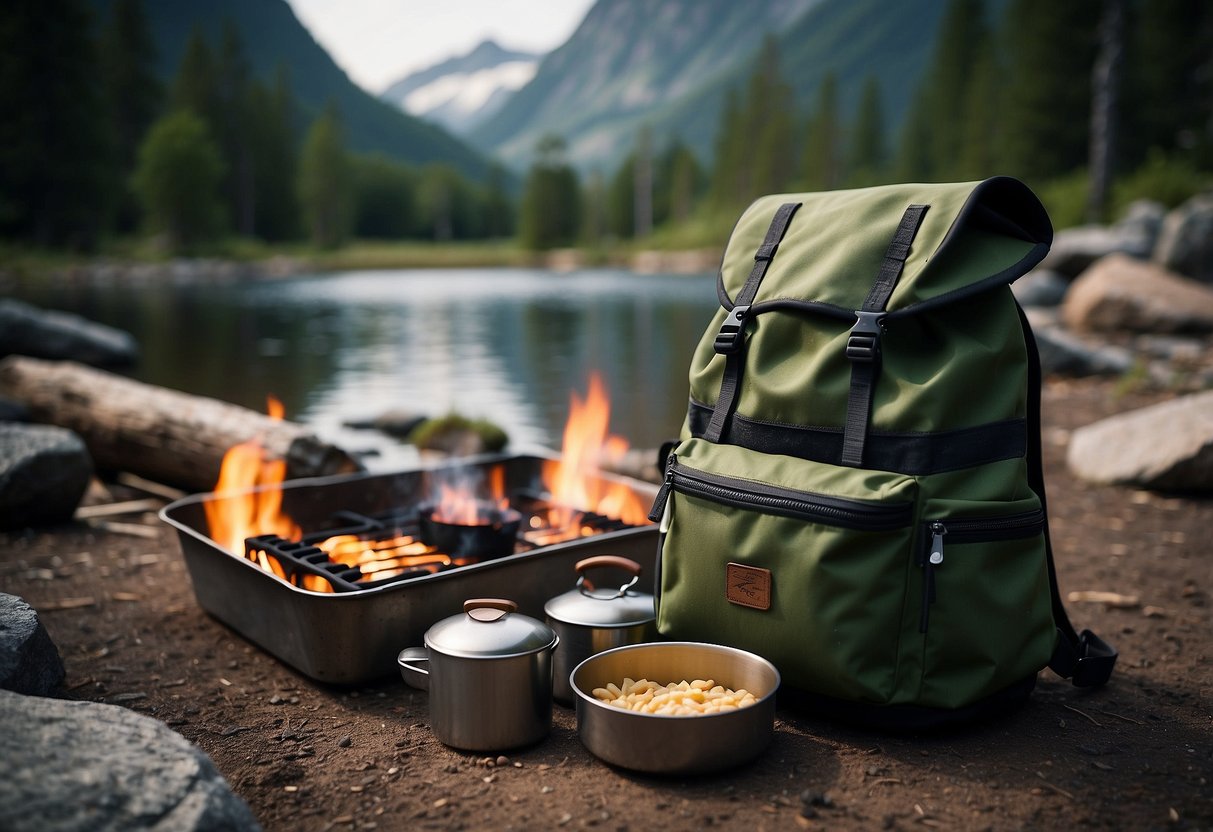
[
  {"left": 1062, "top": 253, "right": 1213, "bottom": 333},
  {"left": 0, "top": 594, "right": 64, "bottom": 696},
  {"left": 0, "top": 423, "right": 93, "bottom": 530},
  {"left": 1154, "top": 192, "right": 1213, "bottom": 283},
  {"left": 1067, "top": 390, "right": 1213, "bottom": 491},
  {"left": 0, "top": 688, "right": 261, "bottom": 832},
  {"left": 0, "top": 299, "right": 139, "bottom": 367},
  {"left": 1012, "top": 269, "right": 1071, "bottom": 307},
  {"left": 1029, "top": 319, "right": 1136, "bottom": 377},
  {"left": 1039, "top": 206, "right": 1159, "bottom": 278}
]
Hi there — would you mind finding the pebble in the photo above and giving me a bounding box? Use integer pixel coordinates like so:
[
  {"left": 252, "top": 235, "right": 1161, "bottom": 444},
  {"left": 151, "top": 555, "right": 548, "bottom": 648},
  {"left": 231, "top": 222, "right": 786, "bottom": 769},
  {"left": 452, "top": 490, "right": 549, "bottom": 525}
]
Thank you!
[
  {"left": 495, "top": 755, "right": 510, "bottom": 767},
  {"left": 337, "top": 735, "right": 352, "bottom": 748}
]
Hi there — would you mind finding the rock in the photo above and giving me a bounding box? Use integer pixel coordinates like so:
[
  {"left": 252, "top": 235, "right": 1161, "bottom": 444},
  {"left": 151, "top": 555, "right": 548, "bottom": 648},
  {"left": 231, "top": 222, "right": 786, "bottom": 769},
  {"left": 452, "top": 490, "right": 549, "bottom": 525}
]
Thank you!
[
  {"left": 0, "top": 423, "right": 93, "bottom": 530},
  {"left": 0, "top": 299, "right": 139, "bottom": 368},
  {"left": 0, "top": 594, "right": 65, "bottom": 696},
  {"left": 409, "top": 415, "right": 508, "bottom": 456},
  {"left": 0, "top": 688, "right": 261, "bottom": 832},
  {"left": 1012, "top": 269, "right": 1070, "bottom": 307},
  {"left": 343, "top": 408, "right": 427, "bottom": 438},
  {"left": 1062, "top": 254, "right": 1213, "bottom": 333},
  {"left": 1029, "top": 320, "right": 1136, "bottom": 377},
  {"left": 1039, "top": 205, "right": 1159, "bottom": 278},
  {"left": 1067, "top": 390, "right": 1213, "bottom": 491},
  {"left": 0, "top": 394, "right": 30, "bottom": 422},
  {"left": 1154, "top": 192, "right": 1213, "bottom": 283}
]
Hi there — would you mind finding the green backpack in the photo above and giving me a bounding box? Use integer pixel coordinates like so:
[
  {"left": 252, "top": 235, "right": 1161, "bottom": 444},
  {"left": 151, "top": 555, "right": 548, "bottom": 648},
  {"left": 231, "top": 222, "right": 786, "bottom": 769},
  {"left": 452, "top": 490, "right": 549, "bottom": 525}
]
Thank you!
[{"left": 649, "top": 177, "right": 1116, "bottom": 726}]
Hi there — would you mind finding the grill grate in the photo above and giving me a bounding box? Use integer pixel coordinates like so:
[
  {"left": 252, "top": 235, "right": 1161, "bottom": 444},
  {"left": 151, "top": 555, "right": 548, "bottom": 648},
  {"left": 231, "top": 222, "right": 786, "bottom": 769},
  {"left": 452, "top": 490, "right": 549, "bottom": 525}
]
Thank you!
[{"left": 243, "top": 492, "right": 642, "bottom": 593}]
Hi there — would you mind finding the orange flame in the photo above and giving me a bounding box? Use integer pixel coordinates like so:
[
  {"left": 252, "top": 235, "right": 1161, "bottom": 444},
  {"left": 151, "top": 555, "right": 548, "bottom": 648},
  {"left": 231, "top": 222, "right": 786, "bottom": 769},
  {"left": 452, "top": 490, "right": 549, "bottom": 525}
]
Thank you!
[
  {"left": 541, "top": 372, "right": 649, "bottom": 528},
  {"left": 204, "top": 396, "right": 301, "bottom": 556}
]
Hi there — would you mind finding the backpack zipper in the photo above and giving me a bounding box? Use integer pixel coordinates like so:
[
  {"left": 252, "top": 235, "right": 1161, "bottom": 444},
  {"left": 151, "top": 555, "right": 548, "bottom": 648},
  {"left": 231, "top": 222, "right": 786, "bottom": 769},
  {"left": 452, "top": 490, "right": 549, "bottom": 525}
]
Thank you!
[
  {"left": 647, "top": 454, "right": 913, "bottom": 532},
  {"left": 919, "top": 508, "right": 1046, "bottom": 632}
]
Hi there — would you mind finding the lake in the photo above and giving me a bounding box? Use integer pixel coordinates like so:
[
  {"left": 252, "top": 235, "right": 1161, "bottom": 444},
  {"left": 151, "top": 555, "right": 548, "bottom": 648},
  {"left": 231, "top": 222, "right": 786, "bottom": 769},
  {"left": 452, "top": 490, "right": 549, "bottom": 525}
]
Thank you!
[{"left": 12, "top": 268, "right": 719, "bottom": 469}]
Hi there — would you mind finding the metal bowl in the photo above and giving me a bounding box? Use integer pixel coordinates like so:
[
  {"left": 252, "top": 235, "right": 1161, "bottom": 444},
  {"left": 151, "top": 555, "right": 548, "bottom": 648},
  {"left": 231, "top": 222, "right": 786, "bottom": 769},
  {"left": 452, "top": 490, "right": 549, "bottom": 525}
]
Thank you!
[{"left": 571, "top": 642, "right": 780, "bottom": 774}]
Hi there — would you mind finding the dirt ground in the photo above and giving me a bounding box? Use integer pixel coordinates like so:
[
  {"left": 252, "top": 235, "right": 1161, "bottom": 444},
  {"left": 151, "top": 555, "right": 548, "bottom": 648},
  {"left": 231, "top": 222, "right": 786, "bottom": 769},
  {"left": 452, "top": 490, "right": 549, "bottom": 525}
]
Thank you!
[{"left": 2, "top": 376, "right": 1211, "bottom": 832}]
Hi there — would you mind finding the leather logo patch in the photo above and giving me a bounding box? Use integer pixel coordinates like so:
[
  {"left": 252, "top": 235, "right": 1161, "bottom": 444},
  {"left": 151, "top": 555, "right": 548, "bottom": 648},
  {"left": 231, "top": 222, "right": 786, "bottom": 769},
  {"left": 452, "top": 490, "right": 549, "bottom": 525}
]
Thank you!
[{"left": 726, "top": 562, "right": 771, "bottom": 610}]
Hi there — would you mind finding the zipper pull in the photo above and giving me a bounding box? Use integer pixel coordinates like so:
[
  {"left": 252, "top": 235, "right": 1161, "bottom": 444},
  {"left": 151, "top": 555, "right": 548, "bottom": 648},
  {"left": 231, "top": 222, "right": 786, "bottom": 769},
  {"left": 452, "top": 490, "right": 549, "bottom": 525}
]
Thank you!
[
  {"left": 647, "top": 454, "right": 676, "bottom": 524},
  {"left": 920, "top": 522, "right": 946, "bottom": 633},
  {"left": 928, "top": 521, "right": 946, "bottom": 566}
]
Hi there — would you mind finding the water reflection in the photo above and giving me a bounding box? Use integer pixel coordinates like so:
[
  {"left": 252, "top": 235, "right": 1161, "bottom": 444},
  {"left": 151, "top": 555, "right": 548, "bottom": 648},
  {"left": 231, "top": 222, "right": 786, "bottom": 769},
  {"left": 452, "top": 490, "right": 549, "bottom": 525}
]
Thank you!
[{"left": 13, "top": 268, "right": 718, "bottom": 470}]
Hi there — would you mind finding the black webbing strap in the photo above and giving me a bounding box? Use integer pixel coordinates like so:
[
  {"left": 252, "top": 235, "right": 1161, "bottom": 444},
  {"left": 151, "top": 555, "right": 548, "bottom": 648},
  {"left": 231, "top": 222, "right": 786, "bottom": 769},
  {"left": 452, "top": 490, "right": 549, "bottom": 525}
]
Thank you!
[
  {"left": 1016, "top": 302, "right": 1117, "bottom": 688},
  {"left": 840, "top": 204, "right": 929, "bottom": 467},
  {"left": 703, "top": 201, "right": 801, "bottom": 443}
]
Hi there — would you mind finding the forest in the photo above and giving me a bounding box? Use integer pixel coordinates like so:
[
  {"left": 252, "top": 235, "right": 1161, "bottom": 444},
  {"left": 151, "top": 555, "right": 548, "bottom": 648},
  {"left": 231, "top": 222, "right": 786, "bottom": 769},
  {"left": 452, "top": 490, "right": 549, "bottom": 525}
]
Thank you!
[{"left": 0, "top": 0, "right": 1210, "bottom": 258}]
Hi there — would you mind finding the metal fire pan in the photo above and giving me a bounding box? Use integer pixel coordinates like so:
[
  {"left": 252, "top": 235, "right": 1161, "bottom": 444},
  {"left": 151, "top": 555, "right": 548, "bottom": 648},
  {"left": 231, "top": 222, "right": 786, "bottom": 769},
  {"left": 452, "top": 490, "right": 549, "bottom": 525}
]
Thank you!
[{"left": 159, "top": 453, "right": 658, "bottom": 685}]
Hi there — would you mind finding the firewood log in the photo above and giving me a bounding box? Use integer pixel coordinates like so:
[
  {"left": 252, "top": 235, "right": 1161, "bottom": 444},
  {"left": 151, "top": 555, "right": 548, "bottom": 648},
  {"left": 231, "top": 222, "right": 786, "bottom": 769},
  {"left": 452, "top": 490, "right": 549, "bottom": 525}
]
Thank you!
[{"left": 0, "top": 356, "right": 362, "bottom": 493}]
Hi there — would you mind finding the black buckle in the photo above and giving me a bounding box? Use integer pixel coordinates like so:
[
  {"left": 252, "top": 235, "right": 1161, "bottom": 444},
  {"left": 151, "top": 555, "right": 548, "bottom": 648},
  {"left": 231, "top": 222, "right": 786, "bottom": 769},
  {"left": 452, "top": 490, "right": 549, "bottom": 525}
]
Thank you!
[
  {"left": 754, "top": 243, "right": 778, "bottom": 262},
  {"left": 846, "top": 311, "right": 885, "bottom": 363},
  {"left": 714, "top": 305, "right": 750, "bottom": 354}
]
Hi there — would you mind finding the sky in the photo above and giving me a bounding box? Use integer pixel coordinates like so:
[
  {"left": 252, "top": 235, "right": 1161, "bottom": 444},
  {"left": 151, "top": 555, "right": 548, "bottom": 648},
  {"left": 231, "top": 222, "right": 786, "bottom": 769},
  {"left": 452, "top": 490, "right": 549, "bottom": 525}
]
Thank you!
[{"left": 285, "top": 0, "right": 597, "bottom": 94}]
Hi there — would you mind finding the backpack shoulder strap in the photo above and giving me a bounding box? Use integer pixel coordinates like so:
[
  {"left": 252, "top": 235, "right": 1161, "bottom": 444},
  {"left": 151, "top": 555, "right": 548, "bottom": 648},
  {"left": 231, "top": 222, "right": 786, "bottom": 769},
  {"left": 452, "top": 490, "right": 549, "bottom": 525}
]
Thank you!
[{"left": 1017, "top": 301, "right": 1118, "bottom": 688}]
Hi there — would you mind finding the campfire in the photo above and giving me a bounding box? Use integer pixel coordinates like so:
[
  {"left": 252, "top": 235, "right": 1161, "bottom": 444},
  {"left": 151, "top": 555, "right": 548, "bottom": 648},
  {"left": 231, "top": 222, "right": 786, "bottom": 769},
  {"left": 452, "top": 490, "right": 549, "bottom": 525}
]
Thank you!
[{"left": 204, "top": 374, "right": 652, "bottom": 594}]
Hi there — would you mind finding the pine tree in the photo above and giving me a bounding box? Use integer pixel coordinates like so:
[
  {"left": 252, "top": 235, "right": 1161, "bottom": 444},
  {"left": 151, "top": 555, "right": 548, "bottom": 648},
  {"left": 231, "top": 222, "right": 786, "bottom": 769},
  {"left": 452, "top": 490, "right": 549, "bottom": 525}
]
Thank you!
[
  {"left": 98, "top": 0, "right": 162, "bottom": 233},
  {"left": 802, "top": 73, "right": 842, "bottom": 191},
  {"left": 748, "top": 37, "right": 798, "bottom": 196},
  {"left": 518, "top": 136, "right": 581, "bottom": 250},
  {"left": 0, "top": 0, "right": 113, "bottom": 247},
  {"left": 352, "top": 154, "right": 415, "bottom": 239},
  {"left": 481, "top": 164, "right": 515, "bottom": 239},
  {"left": 247, "top": 66, "right": 299, "bottom": 241},
  {"left": 955, "top": 48, "right": 1002, "bottom": 180},
  {"left": 297, "top": 104, "right": 353, "bottom": 248},
  {"left": 215, "top": 21, "right": 256, "bottom": 236},
  {"left": 847, "top": 76, "right": 887, "bottom": 187},
  {"left": 655, "top": 141, "right": 702, "bottom": 225},
  {"left": 924, "top": 0, "right": 990, "bottom": 180},
  {"left": 132, "top": 111, "right": 226, "bottom": 249},
  {"left": 998, "top": 0, "right": 1100, "bottom": 183},
  {"left": 709, "top": 89, "right": 747, "bottom": 208},
  {"left": 607, "top": 154, "right": 636, "bottom": 239},
  {"left": 172, "top": 28, "right": 219, "bottom": 125}
]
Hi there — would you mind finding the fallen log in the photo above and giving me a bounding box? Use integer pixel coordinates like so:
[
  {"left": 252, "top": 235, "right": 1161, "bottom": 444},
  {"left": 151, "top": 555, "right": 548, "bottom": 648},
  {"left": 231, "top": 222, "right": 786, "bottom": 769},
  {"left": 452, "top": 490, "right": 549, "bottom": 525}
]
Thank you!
[{"left": 0, "top": 357, "right": 363, "bottom": 493}]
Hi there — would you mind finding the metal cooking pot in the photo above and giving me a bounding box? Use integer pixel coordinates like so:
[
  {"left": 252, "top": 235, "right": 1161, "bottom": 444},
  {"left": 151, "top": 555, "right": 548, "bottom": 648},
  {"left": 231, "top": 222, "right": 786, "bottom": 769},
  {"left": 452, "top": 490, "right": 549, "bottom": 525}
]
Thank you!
[
  {"left": 398, "top": 598, "right": 558, "bottom": 751},
  {"left": 544, "top": 556, "right": 656, "bottom": 706}
]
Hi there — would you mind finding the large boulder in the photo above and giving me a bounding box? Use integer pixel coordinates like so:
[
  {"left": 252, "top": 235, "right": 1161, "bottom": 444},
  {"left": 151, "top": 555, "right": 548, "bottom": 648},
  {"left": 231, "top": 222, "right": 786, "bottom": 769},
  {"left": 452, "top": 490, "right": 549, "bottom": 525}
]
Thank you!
[
  {"left": 1012, "top": 269, "right": 1071, "bottom": 308},
  {"left": 1067, "top": 390, "right": 1213, "bottom": 491},
  {"left": 1062, "top": 253, "right": 1213, "bottom": 333},
  {"left": 0, "top": 299, "right": 138, "bottom": 368},
  {"left": 0, "top": 594, "right": 64, "bottom": 696},
  {"left": 1039, "top": 201, "right": 1163, "bottom": 278},
  {"left": 0, "top": 689, "right": 261, "bottom": 832},
  {"left": 0, "top": 423, "right": 93, "bottom": 530},
  {"left": 1154, "top": 192, "right": 1213, "bottom": 283}
]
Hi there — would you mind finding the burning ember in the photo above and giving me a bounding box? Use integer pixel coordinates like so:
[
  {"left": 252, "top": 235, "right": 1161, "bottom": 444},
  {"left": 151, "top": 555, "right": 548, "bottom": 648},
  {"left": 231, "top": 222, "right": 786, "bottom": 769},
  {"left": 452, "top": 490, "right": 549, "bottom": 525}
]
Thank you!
[{"left": 206, "top": 373, "right": 652, "bottom": 592}]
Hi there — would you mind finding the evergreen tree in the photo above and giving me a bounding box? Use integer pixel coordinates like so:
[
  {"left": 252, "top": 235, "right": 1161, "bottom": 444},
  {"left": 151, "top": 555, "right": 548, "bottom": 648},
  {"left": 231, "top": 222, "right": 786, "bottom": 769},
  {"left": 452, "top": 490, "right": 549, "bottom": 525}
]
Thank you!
[
  {"left": 847, "top": 76, "right": 887, "bottom": 187},
  {"left": 297, "top": 104, "right": 353, "bottom": 248},
  {"left": 247, "top": 67, "right": 299, "bottom": 241},
  {"left": 215, "top": 21, "right": 256, "bottom": 236},
  {"left": 801, "top": 73, "right": 843, "bottom": 191},
  {"left": 0, "top": 0, "right": 112, "bottom": 247},
  {"left": 894, "top": 86, "right": 935, "bottom": 182},
  {"left": 132, "top": 111, "right": 226, "bottom": 249},
  {"left": 955, "top": 48, "right": 1002, "bottom": 180},
  {"left": 924, "top": 0, "right": 990, "bottom": 179},
  {"left": 1123, "top": 0, "right": 1213, "bottom": 167},
  {"left": 172, "top": 28, "right": 219, "bottom": 126},
  {"left": 998, "top": 0, "right": 1100, "bottom": 183},
  {"left": 709, "top": 89, "right": 747, "bottom": 207},
  {"left": 655, "top": 141, "right": 702, "bottom": 225},
  {"left": 352, "top": 154, "right": 415, "bottom": 239},
  {"left": 416, "top": 164, "right": 457, "bottom": 240},
  {"left": 518, "top": 135, "right": 581, "bottom": 250},
  {"left": 480, "top": 164, "right": 515, "bottom": 239},
  {"left": 607, "top": 154, "right": 636, "bottom": 239},
  {"left": 98, "top": 0, "right": 162, "bottom": 233},
  {"left": 747, "top": 37, "right": 798, "bottom": 197}
]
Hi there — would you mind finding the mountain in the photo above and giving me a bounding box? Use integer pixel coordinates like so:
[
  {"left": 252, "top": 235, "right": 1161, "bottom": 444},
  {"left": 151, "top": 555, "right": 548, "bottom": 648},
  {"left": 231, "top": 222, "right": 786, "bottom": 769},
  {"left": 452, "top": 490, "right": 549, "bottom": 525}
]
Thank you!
[
  {"left": 380, "top": 40, "right": 540, "bottom": 136},
  {"left": 88, "top": 0, "right": 492, "bottom": 180},
  {"left": 471, "top": 0, "right": 822, "bottom": 171},
  {"left": 472, "top": 0, "right": 989, "bottom": 174}
]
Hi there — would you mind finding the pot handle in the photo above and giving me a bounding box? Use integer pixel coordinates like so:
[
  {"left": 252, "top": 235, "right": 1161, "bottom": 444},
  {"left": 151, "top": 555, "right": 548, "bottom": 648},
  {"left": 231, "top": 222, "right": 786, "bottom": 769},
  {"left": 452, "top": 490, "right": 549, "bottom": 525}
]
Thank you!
[
  {"left": 575, "top": 556, "right": 642, "bottom": 597},
  {"left": 397, "top": 647, "right": 430, "bottom": 690},
  {"left": 463, "top": 598, "right": 517, "bottom": 622}
]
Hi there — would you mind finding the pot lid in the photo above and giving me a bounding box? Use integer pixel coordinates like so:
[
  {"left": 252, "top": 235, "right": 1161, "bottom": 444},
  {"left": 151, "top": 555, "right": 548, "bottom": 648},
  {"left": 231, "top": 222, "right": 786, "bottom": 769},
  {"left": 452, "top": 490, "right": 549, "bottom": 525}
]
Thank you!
[
  {"left": 544, "top": 556, "right": 655, "bottom": 628},
  {"left": 425, "top": 599, "right": 557, "bottom": 658}
]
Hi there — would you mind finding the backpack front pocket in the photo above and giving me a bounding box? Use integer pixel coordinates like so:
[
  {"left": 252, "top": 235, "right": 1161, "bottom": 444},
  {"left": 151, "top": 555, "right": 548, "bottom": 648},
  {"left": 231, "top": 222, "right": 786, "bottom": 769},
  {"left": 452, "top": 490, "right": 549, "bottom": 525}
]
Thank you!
[
  {"left": 916, "top": 497, "right": 1056, "bottom": 708},
  {"left": 652, "top": 438, "right": 917, "bottom": 703}
]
